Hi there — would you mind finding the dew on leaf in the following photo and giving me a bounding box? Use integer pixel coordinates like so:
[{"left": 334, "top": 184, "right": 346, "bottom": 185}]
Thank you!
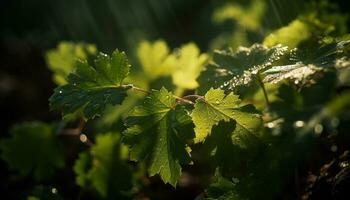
[
  {"left": 314, "top": 124, "right": 323, "bottom": 134},
  {"left": 330, "top": 145, "right": 338, "bottom": 152},
  {"left": 79, "top": 134, "right": 88, "bottom": 143},
  {"left": 340, "top": 161, "right": 349, "bottom": 168},
  {"left": 294, "top": 120, "right": 305, "bottom": 128},
  {"left": 51, "top": 188, "right": 58, "bottom": 194}
]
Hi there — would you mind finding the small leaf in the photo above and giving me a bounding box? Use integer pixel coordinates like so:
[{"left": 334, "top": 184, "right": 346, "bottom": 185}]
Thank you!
[
  {"left": 123, "top": 88, "right": 192, "bottom": 187},
  {"left": 49, "top": 50, "right": 131, "bottom": 119},
  {"left": 191, "top": 88, "right": 262, "bottom": 143},
  {"left": 0, "top": 122, "right": 65, "bottom": 181}
]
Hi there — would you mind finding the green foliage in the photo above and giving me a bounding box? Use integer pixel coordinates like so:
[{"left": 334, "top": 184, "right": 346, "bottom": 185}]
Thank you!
[
  {"left": 263, "top": 40, "right": 350, "bottom": 86},
  {"left": 49, "top": 50, "right": 131, "bottom": 119},
  {"left": 137, "top": 40, "right": 208, "bottom": 90},
  {"left": 123, "top": 88, "right": 192, "bottom": 186},
  {"left": 4, "top": 1, "right": 350, "bottom": 199},
  {"left": 212, "top": 0, "right": 266, "bottom": 31},
  {"left": 198, "top": 44, "right": 288, "bottom": 93},
  {"left": 74, "top": 133, "right": 132, "bottom": 199},
  {"left": 264, "top": 19, "right": 311, "bottom": 48},
  {"left": 136, "top": 40, "right": 173, "bottom": 80},
  {"left": 0, "top": 122, "right": 65, "bottom": 181},
  {"left": 211, "top": 0, "right": 266, "bottom": 49},
  {"left": 167, "top": 43, "right": 209, "bottom": 90},
  {"left": 45, "top": 42, "right": 97, "bottom": 85},
  {"left": 191, "top": 89, "right": 262, "bottom": 144}
]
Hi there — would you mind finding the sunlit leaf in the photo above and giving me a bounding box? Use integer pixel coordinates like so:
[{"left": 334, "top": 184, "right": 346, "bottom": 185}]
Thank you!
[
  {"left": 167, "top": 43, "right": 208, "bottom": 89},
  {"left": 137, "top": 40, "right": 173, "bottom": 80},
  {"left": 198, "top": 44, "right": 288, "bottom": 92},
  {"left": 263, "top": 19, "right": 311, "bottom": 48},
  {"left": 263, "top": 40, "right": 350, "bottom": 86},
  {"left": 213, "top": 0, "right": 266, "bottom": 31},
  {"left": 191, "top": 88, "right": 262, "bottom": 143}
]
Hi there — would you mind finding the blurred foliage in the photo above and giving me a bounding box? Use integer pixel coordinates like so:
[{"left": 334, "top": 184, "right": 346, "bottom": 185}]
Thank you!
[
  {"left": 1, "top": 0, "right": 350, "bottom": 200},
  {"left": 0, "top": 122, "right": 65, "bottom": 181},
  {"left": 45, "top": 42, "right": 97, "bottom": 85},
  {"left": 74, "top": 133, "right": 132, "bottom": 199}
]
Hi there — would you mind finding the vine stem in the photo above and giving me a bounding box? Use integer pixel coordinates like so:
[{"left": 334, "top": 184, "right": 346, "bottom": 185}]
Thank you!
[
  {"left": 256, "top": 75, "right": 270, "bottom": 108},
  {"left": 129, "top": 85, "right": 196, "bottom": 105}
]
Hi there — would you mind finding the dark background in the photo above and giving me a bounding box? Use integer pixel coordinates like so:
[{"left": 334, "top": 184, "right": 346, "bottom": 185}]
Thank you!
[{"left": 0, "top": 0, "right": 349, "bottom": 199}]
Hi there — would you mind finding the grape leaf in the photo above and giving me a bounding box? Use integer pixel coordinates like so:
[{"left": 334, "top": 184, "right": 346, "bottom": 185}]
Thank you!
[
  {"left": 263, "top": 40, "right": 350, "bottom": 86},
  {"left": 123, "top": 88, "right": 192, "bottom": 187},
  {"left": 45, "top": 42, "right": 97, "bottom": 85},
  {"left": 0, "top": 122, "right": 65, "bottom": 181},
  {"left": 198, "top": 44, "right": 288, "bottom": 92},
  {"left": 167, "top": 43, "right": 208, "bottom": 89},
  {"left": 191, "top": 88, "right": 262, "bottom": 143},
  {"left": 263, "top": 19, "right": 311, "bottom": 48},
  {"left": 49, "top": 50, "right": 131, "bottom": 119},
  {"left": 212, "top": 0, "right": 266, "bottom": 31},
  {"left": 137, "top": 40, "right": 173, "bottom": 80},
  {"left": 73, "top": 133, "right": 132, "bottom": 199}
]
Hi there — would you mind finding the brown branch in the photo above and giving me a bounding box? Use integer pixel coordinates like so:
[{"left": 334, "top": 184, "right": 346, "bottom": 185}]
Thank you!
[{"left": 129, "top": 85, "right": 195, "bottom": 105}]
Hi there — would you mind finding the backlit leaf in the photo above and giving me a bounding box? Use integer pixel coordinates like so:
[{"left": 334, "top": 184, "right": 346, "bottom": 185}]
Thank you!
[{"left": 49, "top": 50, "right": 131, "bottom": 119}]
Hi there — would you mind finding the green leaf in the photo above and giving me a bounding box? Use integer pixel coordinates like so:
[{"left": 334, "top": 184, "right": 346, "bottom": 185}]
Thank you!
[
  {"left": 137, "top": 40, "right": 208, "bottom": 89},
  {"left": 198, "top": 44, "right": 288, "bottom": 92},
  {"left": 263, "top": 19, "right": 311, "bottom": 48},
  {"left": 212, "top": 0, "right": 266, "bottom": 31},
  {"left": 73, "top": 133, "right": 132, "bottom": 199},
  {"left": 123, "top": 88, "right": 192, "bottom": 187},
  {"left": 45, "top": 42, "right": 97, "bottom": 85},
  {"left": 167, "top": 43, "right": 208, "bottom": 89},
  {"left": 0, "top": 122, "right": 65, "bottom": 181},
  {"left": 263, "top": 40, "right": 350, "bottom": 86},
  {"left": 137, "top": 40, "right": 173, "bottom": 80},
  {"left": 191, "top": 88, "right": 262, "bottom": 143},
  {"left": 49, "top": 50, "right": 131, "bottom": 119}
]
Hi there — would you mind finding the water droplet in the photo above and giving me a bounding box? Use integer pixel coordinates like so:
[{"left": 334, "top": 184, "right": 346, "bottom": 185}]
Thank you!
[
  {"left": 51, "top": 188, "right": 58, "bottom": 194},
  {"left": 166, "top": 95, "right": 170, "bottom": 99},
  {"left": 314, "top": 124, "right": 323, "bottom": 134},
  {"left": 267, "top": 122, "right": 275, "bottom": 128},
  {"left": 80, "top": 134, "right": 88, "bottom": 143},
  {"left": 59, "top": 90, "right": 63, "bottom": 94},
  {"left": 294, "top": 120, "right": 305, "bottom": 128},
  {"left": 331, "top": 145, "right": 338, "bottom": 152},
  {"left": 215, "top": 99, "right": 220, "bottom": 104},
  {"left": 232, "top": 177, "right": 240, "bottom": 184},
  {"left": 340, "top": 161, "right": 349, "bottom": 168},
  {"left": 294, "top": 80, "right": 299, "bottom": 84}
]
